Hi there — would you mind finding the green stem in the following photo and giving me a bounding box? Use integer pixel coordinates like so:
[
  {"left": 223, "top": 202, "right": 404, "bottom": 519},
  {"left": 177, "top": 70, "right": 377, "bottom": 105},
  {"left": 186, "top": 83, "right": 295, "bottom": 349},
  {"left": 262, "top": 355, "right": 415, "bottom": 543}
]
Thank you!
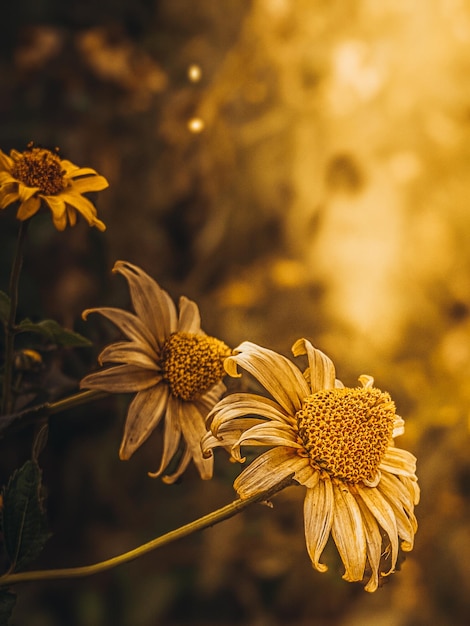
[
  {"left": 0, "top": 390, "right": 109, "bottom": 439},
  {"left": 2, "top": 221, "right": 29, "bottom": 415},
  {"left": 0, "top": 476, "right": 294, "bottom": 586},
  {"left": 47, "top": 389, "right": 109, "bottom": 415}
]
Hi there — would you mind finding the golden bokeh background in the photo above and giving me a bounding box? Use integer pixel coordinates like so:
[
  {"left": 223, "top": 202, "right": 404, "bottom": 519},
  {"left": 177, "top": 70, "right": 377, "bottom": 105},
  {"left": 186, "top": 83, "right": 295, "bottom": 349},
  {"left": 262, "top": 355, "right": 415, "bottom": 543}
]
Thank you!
[{"left": 2, "top": 1, "right": 470, "bottom": 624}]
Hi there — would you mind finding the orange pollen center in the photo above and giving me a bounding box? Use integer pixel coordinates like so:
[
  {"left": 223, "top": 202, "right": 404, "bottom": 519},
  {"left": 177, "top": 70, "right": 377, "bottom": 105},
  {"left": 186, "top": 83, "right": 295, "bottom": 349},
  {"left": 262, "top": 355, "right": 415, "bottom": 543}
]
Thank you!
[
  {"left": 161, "top": 332, "right": 232, "bottom": 401},
  {"left": 295, "top": 387, "right": 396, "bottom": 484},
  {"left": 12, "top": 146, "right": 66, "bottom": 195}
]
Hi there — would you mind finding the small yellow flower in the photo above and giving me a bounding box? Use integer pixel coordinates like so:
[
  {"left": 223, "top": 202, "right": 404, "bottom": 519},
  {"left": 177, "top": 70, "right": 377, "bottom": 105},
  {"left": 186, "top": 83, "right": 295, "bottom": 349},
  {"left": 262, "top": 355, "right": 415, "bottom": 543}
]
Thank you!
[
  {"left": 80, "top": 261, "right": 232, "bottom": 483},
  {"left": 203, "top": 339, "right": 419, "bottom": 592},
  {"left": 0, "top": 143, "right": 108, "bottom": 231}
]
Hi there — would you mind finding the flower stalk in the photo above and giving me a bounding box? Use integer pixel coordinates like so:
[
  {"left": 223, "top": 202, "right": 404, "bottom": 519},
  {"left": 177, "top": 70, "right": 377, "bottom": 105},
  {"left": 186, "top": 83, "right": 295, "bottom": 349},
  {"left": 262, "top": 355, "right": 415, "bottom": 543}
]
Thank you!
[
  {"left": 0, "top": 474, "right": 294, "bottom": 587},
  {"left": 2, "top": 221, "right": 29, "bottom": 415}
]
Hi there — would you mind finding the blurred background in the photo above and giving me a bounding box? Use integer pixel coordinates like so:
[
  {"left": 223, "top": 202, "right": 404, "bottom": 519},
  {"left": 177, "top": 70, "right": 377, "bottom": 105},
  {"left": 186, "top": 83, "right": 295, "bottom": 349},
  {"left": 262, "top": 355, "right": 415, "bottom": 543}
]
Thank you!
[{"left": 1, "top": 0, "right": 470, "bottom": 624}]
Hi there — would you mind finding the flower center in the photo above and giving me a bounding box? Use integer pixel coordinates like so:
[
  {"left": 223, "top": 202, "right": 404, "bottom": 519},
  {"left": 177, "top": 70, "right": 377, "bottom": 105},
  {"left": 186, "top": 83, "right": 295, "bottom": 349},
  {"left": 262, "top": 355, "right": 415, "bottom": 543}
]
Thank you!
[
  {"left": 295, "top": 387, "right": 396, "bottom": 484},
  {"left": 12, "top": 145, "right": 66, "bottom": 195},
  {"left": 161, "top": 332, "right": 231, "bottom": 401}
]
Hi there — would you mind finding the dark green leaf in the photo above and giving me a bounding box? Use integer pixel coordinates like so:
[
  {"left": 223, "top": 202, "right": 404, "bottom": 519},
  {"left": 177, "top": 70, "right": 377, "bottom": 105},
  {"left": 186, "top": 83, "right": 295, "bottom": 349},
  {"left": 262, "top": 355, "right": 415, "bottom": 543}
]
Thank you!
[
  {"left": 0, "top": 589, "right": 16, "bottom": 626},
  {"left": 1, "top": 460, "right": 50, "bottom": 572},
  {"left": 16, "top": 318, "right": 92, "bottom": 347},
  {"left": 0, "top": 292, "right": 10, "bottom": 325}
]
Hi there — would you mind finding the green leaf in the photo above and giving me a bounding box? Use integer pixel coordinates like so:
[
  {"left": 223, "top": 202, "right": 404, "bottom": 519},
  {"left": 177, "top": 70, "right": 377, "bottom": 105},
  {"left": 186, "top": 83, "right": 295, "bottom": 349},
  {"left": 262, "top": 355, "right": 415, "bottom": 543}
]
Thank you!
[
  {"left": 16, "top": 318, "right": 92, "bottom": 347},
  {"left": 0, "top": 292, "right": 10, "bottom": 325},
  {"left": 1, "top": 460, "right": 50, "bottom": 572},
  {"left": 0, "top": 589, "right": 16, "bottom": 626}
]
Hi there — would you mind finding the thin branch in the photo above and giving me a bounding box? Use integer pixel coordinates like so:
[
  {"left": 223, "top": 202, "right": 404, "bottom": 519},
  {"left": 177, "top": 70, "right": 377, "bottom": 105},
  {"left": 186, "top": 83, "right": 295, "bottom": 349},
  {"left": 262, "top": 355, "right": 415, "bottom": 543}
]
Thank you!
[{"left": 0, "top": 475, "right": 295, "bottom": 586}]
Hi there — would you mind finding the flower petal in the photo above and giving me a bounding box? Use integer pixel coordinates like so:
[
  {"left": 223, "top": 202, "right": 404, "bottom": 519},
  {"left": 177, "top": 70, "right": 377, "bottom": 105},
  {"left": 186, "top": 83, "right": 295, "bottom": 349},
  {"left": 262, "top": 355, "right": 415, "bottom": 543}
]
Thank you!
[
  {"left": 62, "top": 161, "right": 100, "bottom": 177},
  {"left": 177, "top": 296, "right": 201, "bottom": 333},
  {"left": 291, "top": 338, "right": 336, "bottom": 392},
  {"left": 80, "top": 364, "right": 161, "bottom": 392},
  {"left": 201, "top": 417, "right": 264, "bottom": 456},
  {"left": 331, "top": 483, "right": 367, "bottom": 582},
  {"left": 98, "top": 341, "right": 160, "bottom": 370},
  {"left": 225, "top": 342, "right": 310, "bottom": 414},
  {"left": 303, "top": 477, "right": 334, "bottom": 572},
  {"left": 41, "top": 195, "right": 67, "bottom": 230},
  {"left": 67, "top": 205, "right": 77, "bottom": 227},
  {"left": 380, "top": 446, "right": 417, "bottom": 478},
  {"left": 208, "top": 393, "right": 294, "bottom": 434},
  {"left": 355, "top": 484, "right": 399, "bottom": 575},
  {"left": 69, "top": 175, "right": 109, "bottom": 193},
  {"left": 62, "top": 193, "right": 106, "bottom": 230},
  {"left": 355, "top": 497, "right": 383, "bottom": 592},
  {"left": 16, "top": 196, "right": 41, "bottom": 221},
  {"left": 178, "top": 401, "right": 213, "bottom": 480},
  {"left": 0, "top": 190, "right": 20, "bottom": 209},
  {"left": 378, "top": 473, "right": 417, "bottom": 549},
  {"left": 148, "top": 394, "right": 182, "bottom": 478},
  {"left": 0, "top": 150, "right": 14, "bottom": 170},
  {"left": 113, "top": 261, "right": 177, "bottom": 347},
  {"left": 162, "top": 448, "right": 193, "bottom": 485},
  {"left": 119, "top": 384, "right": 170, "bottom": 459},
  {"left": 17, "top": 184, "right": 40, "bottom": 203},
  {"left": 82, "top": 307, "right": 159, "bottom": 358},
  {"left": 233, "top": 446, "right": 309, "bottom": 499},
  {"left": 231, "top": 422, "right": 300, "bottom": 461},
  {"left": 194, "top": 381, "right": 226, "bottom": 414}
]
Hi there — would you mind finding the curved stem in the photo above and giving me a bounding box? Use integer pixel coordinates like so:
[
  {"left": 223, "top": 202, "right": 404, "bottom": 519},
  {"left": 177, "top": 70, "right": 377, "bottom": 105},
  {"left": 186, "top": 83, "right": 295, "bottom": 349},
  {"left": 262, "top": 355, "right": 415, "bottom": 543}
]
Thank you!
[
  {"left": 0, "top": 476, "right": 294, "bottom": 587},
  {"left": 2, "top": 221, "right": 29, "bottom": 415}
]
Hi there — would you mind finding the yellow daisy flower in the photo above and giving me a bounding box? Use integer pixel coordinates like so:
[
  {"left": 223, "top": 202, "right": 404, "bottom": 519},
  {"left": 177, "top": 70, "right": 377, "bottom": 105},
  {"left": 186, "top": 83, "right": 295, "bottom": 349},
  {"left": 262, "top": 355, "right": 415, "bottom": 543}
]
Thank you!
[
  {"left": 203, "top": 339, "right": 419, "bottom": 591},
  {"left": 80, "top": 261, "right": 232, "bottom": 483},
  {"left": 0, "top": 143, "right": 108, "bottom": 231}
]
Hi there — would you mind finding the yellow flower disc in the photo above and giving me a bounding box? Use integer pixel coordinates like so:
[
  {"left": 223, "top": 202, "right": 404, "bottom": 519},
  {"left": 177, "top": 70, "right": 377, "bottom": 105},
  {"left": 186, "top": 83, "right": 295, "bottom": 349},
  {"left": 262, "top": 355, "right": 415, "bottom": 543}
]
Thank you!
[
  {"left": 296, "top": 387, "right": 396, "bottom": 483},
  {"left": 161, "top": 332, "right": 231, "bottom": 401},
  {"left": 12, "top": 146, "right": 66, "bottom": 195}
]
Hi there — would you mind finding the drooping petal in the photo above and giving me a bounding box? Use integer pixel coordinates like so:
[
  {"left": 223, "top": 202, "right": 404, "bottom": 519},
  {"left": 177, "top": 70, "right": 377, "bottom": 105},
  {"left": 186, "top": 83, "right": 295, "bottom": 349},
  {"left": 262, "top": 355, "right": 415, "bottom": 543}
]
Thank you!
[
  {"left": 379, "top": 472, "right": 418, "bottom": 526},
  {"left": 400, "top": 474, "right": 420, "bottom": 506},
  {"left": 16, "top": 196, "right": 41, "bottom": 221},
  {"left": 233, "top": 446, "right": 309, "bottom": 499},
  {"left": 112, "top": 261, "right": 177, "bottom": 347},
  {"left": 162, "top": 447, "right": 192, "bottom": 485},
  {"left": 177, "top": 296, "right": 202, "bottom": 333},
  {"left": 148, "top": 394, "right": 182, "bottom": 478},
  {"left": 82, "top": 307, "right": 159, "bottom": 358},
  {"left": 42, "top": 195, "right": 67, "bottom": 229},
  {"left": 98, "top": 341, "right": 160, "bottom": 370},
  {"left": 225, "top": 342, "right": 310, "bottom": 414},
  {"left": 291, "top": 338, "right": 336, "bottom": 392},
  {"left": 303, "top": 478, "right": 334, "bottom": 572},
  {"left": 66, "top": 205, "right": 77, "bottom": 227},
  {"left": 208, "top": 393, "right": 294, "bottom": 434},
  {"left": 231, "top": 422, "right": 300, "bottom": 461},
  {"left": 355, "top": 484, "right": 399, "bottom": 575},
  {"left": 378, "top": 473, "right": 417, "bottom": 549},
  {"left": 331, "top": 483, "right": 367, "bottom": 582},
  {"left": 119, "top": 384, "right": 170, "bottom": 459},
  {"left": 355, "top": 496, "right": 383, "bottom": 592},
  {"left": 80, "top": 364, "right": 161, "bottom": 393},
  {"left": 178, "top": 401, "right": 213, "bottom": 480},
  {"left": 201, "top": 418, "right": 264, "bottom": 456},
  {"left": 62, "top": 193, "right": 106, "bottom": 231}
]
